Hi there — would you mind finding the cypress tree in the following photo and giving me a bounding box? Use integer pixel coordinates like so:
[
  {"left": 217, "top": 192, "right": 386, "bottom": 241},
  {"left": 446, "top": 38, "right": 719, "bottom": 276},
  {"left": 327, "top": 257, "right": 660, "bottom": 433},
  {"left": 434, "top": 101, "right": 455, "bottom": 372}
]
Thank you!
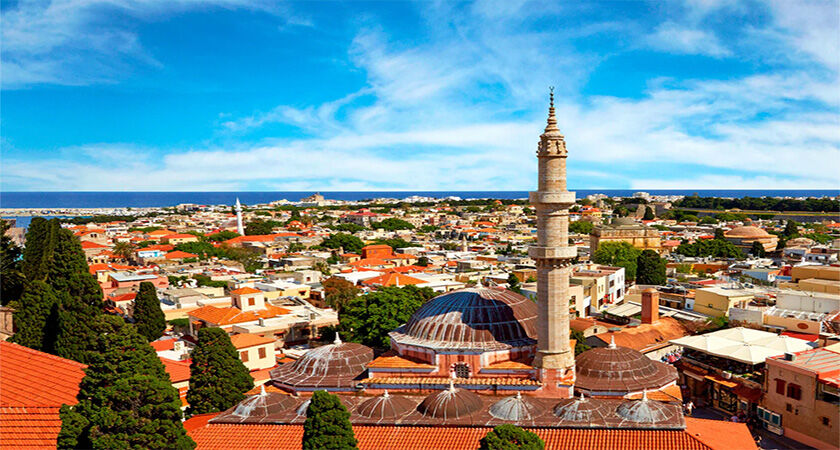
[
  {"left": 58, "top": 316, "right": 195, "bottom": 449},
  {"left": 714, "top": 228, "right": 725, "bottom": 240},
  {"left": 53, "top": 293, "right": 103, "bottom": 364},
  {"left": 21, "top": 217, "right": 60, "bottom": 283},
  {"left": 642, "top": 206, "right": 655, "bottom": 220},
  {"left": 48, "top": 229, "right": 103, "bottom": 309},
  {"left": 134, "top": 281, "right": 166, "bottom": 341},
  {"left": 0, "top": 219, "right": 25, "bottom": 306},
  {"left": 751, "top": 241, "right": 766, "bottom": 258},
  {"left": 636, "top": 249, "right": 667, "bottom": 286},
  {"left": 9, "top": 281, "right": 59, "bottom": 351},
  {"left": 479, "top": 424, "right": 544, "bottom": 450},
  {"left": 302, "top": 390, "right": 358, "bottom": 450},
  {"left": 186, "top": 327, "right": 253, "bottom": 415}
]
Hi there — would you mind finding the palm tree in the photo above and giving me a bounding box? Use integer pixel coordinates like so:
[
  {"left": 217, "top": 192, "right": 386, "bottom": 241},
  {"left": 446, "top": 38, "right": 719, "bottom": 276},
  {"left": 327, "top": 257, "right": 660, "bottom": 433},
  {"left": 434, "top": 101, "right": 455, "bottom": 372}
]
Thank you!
[{"left": 112, "top": 241, "right": 137, "bottom": 262}]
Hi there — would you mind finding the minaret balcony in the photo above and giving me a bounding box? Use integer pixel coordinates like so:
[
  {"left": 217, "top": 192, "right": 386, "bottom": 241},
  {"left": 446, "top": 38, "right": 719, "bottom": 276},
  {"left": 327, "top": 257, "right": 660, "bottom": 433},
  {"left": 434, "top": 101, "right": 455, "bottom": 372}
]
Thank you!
[
  {"left": 528, "top": 191, "right": 576, "bottom": 206},
  {"left": 528, "top": 246, "right": 577, "bottom": 260}
]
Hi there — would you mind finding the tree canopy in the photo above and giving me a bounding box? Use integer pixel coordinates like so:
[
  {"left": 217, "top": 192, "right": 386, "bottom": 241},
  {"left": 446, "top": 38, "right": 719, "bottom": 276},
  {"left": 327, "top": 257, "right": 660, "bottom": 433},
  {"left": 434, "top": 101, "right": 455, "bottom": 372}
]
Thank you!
[
  {"left": 674, "top": 195, "right": 838, "bottom": 213},
  {"left": 322, "top": 277, "right": 360, "bottom": 313},
  {"left": 133, "top": 281, "right": 166, "bottom": 342},
  {"left": 372, "top": 218, "right": 415, "bottom": 231},
  {"left": 592, "top": 242, "right": 641, "bottom": 280},
  {"left": 750, "top": 241, "right": 766, "bottom": 258},
  {"left": 636, "top": 250, "right": 666, "bottom": 285},
  {"left": 568, "top": 220, "right": 593, "bottom": 235},
  {"left": 675, "top": 239, "right": 744, "bottom": 259},
  {"left": 302, "top": 390, "right": 358, "bottom": 450},
  {"left": 479, "top": 424, "right": 545, "bottom": 450},
  {"left": 339, "top": 286, "right": 434, "bottom": 349},
  {"left": 319, "top": 233, "right": 365, "bottom": 254},
  {"left": 0, "top": 219, "right": 24, "bottom": 306},
  {"left": 187, "top": 327, "right": 254, "bottom": 415},
  {"left": 8, "top": 280, "right": 59, "bottom": 351},
  {"left": 244, "top": 219, "right": 282, "bottom": 236},
  {"left": 59, "top": 316, "right": 194, "bottom": 449}
]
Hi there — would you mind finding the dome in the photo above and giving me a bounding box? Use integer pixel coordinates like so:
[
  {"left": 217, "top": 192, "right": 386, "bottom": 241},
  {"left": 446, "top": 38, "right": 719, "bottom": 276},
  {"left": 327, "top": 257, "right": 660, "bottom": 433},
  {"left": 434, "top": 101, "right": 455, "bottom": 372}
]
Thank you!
[
  {"left": 356, "top": 391, "right": 416, "bottom": 420},
  {"left": 489, "top": 392, "right": 537, "bottom": 421},
  {"left": 390, "top": 287, "right": 538, "bottom": 351},
  {"left": 612, "top": 217, "right": 636, "bottom": 226},
  {"left": 553, "top": 394, "right": 612, "bottom": 423},
  {"left": 270, "top": 335, "right": 374, "bottom": 389},
  {"left": 786, "top": 237, "right": 816, "bottom": 248},
  {"left": 725, "top": 226, "right": 771, "bottom": 239},
  {"left": 231, "top": 387, "right": 297, "bottom": 419},
  {"left": 418, "top": 384, "right": 483, "bottom": 419},
  {"left": 616, "top": 393, "right": 677, "bottom": 423},
  {"left": 574, "top": 344, "right": 677, "bottom": 393}
]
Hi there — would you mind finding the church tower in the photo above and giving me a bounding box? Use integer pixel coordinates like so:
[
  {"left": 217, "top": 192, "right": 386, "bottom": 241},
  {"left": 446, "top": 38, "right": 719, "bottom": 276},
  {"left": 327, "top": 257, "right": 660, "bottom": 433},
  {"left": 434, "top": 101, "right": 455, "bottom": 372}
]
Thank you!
[{"left": 529, "top": 88, "right": 576, "bottom": 394}]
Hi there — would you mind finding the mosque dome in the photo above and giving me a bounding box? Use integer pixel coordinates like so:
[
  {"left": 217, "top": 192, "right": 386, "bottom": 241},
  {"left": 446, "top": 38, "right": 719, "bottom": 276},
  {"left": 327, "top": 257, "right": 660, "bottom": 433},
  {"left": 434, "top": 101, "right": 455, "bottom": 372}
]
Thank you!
[
  {"left": 390, "top": 287, "right": 538, "bottom": 351},
  {"left": 611, "top": 217, "right": 637, "bottom": 226},
  {"left": 231, "top": 388, "right": 297, "bottom": 419},
  {"left": 616, "top": 393, "right": 677, "bottom": 423},
  {"left": 356, "top": 391, "right": 416, "bottom": 420},
  {"left": 418, "top": 384, "right": 482, "bottom": 419},
  {"left": 553, "top": 394, "right": 612, "bottom": 423},
  {"left": 488, "top": 392, "right": 537, "bottom": 421},
  {"left": 270, "top": 335, "right": 374, "bottom": 389},
  {"left": 574, "top": 344, "right": 676, "bottom": 393},
  {"left": 725, "top": 226, "right": 771, "bottom": 239}
]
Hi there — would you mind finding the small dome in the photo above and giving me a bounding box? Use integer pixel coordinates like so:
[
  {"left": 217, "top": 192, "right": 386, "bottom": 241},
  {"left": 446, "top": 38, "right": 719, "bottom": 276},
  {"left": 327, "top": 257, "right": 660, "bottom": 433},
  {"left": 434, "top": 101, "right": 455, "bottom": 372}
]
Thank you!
[
  {"left": 575, "top": 346, "right": 676, "bottom": 393},
  {"left": 390, "top": 287, "right": 537, "bottom": 351},
  {"left": 553, "top": 394, "right": 612, "bottom": 422},
  {"left": 295, "top": 399, "right": 311, "bottom": 416},
  {"left": 270, "top": 336, "right": 374, "bottom": 389},
  {"left": 232, "top": 387, "right": 297, "bottom": 419},
  {"left": 616, "top": 393, "right": 676, "bottom": 423},
  {"left": 725, "top": 226, "right": 771, "bottom": 239},
  {"left": 356, "top": 391, "right": 416, "bottom": 420},
  {"left": 418, "top": 384, "right": 482, "bottom": 419},
  {"left": 612, "top": 217, "right": 636, "bottom": 226},
  {"left": 489, "top": 392, "right": 537, "bottom": 421}
]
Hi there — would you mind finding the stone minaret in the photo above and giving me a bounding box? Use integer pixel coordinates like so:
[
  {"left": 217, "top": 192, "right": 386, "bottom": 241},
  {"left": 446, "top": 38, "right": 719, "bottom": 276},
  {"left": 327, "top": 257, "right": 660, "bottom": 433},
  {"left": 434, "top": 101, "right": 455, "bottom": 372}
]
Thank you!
[
  {"left": 235, "top": 198, "right": 245, "bottom": 235},
  {"left": 529, "top": 88, "right": 576, "bottom": 387}
]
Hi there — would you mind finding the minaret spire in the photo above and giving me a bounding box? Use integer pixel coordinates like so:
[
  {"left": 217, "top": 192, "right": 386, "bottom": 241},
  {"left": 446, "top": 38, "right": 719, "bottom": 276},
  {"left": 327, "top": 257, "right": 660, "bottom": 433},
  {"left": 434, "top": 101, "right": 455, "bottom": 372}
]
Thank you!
[
  {"left": 234, "top": 198, "right": 245, "bottom": 236},
  {"left": 529, "top": 87, "right": 576, "bottom": 396}
]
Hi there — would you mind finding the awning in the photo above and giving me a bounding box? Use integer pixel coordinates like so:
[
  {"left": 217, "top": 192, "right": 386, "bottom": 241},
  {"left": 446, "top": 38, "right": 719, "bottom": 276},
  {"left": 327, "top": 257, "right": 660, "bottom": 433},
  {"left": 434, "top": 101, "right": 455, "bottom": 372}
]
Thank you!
[
  {"left": 704, "top": 374, "right": 739, "bottom": 389},
  {"left": 733, "top": 384, "right": 762, "bottom": 403}
]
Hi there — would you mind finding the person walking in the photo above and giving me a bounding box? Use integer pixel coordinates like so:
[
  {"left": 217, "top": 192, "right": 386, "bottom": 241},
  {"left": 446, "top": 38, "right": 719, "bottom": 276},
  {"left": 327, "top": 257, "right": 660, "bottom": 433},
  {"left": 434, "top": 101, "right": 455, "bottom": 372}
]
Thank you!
[{"left": 685, "top": 400, "right": 694, "bottom": 416}]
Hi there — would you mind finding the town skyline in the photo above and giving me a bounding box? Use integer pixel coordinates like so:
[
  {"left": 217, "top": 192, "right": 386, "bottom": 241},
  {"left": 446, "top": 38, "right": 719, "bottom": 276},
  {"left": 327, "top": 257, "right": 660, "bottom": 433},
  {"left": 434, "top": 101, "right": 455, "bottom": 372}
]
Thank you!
[{"left": 2, "top": 0, "right": 839, "bottom": 191}]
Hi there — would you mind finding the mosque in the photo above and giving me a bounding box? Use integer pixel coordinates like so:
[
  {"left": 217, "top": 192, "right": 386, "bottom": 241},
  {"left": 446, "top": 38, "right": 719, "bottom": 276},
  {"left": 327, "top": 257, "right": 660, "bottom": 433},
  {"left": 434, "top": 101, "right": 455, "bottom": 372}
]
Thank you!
[{"left": 186, "top": 91, "right": 755, "bottom": 448}]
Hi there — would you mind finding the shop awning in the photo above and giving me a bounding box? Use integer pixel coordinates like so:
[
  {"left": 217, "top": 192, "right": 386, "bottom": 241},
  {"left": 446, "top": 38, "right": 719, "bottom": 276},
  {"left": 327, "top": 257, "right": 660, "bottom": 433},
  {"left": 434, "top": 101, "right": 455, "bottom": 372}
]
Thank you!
[{"left": 704, "top": 374, "right": 739, "bottom": 389}]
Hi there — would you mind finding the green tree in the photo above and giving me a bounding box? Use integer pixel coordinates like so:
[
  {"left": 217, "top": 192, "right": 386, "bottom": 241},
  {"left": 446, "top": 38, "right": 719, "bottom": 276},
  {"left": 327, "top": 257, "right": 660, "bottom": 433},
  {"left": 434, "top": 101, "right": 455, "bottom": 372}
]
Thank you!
[
  {"left": 186, "top": 327, "right": 254, "bottom": 415},
  {"left": 112, "top": 241, "right": 137, "bottom": 261},
  {"left": 569, "top": 220, "right": 594, "bottom": 234},
  {"left": 571, "top": 329, "right": 590, "bottom": 356},
  {"left": 417, "top": 256, "right": 430, "bottom": 266},
  {"left": 714, "top": 228, "right": 725, "bottom": 240},
  {"left": 750, "top": 241, "right": 766, "bottom": 258},
  {"left": 642, "top": 206, "right": 655, "bottom": 220},
  {"left": 58, "top": 316, "right": 194, "bottom": 449},
  {"left": 320, "top": 233, "right": 365, "bottom": 254},
  {"left": 21, "top": 217, "right": 60, "bottom": 283},
  {"left": 9, "top": 281, "right": 60, "bottom": 351},
  {"left": 479, "top": 424, "right": 545, "bottom": 450},
  {"left": 302, "top": 390, "right": 358, "bottom": 450},
  {"left": 784, "top": 220, "right": 799, "bottom": 238},
  {"left": 48, "top": 229, "right": 103, "bottom": 309},
  {"left": 507, "top": 273, "right": 521, "bottom": 294},
  {"left": 372, "top": 218, "right": 415, "bottom": 231},
  {"left": 339, "top": 286, "right": 432, "bottom": 349},
  {"left": 323, "top": 277, "right": 360, "bottom": 313},
  {"left": 244, "top": 219, "right": 282, "bottom": 236},
  {"left": 675, "top": 239, "right": 744, "bottom": 259},
  {"left": 0, "top": 220, "right": 25, "bottom": 306},
  {"left": 133, "top": 281, "right": 166, "bottom": 342},
  {"left": 53, "top": 292, "right": 103, "bottom": 364},
  {"left": 208, "top": 230, "right": 240, "bottom": 242},
  {"left": 592, "top": 242, "right": 641, "bottom": 280},
  {"left": 612, "top": 206, "right": 629, "bottom": 217},
  {"left": 636, "top": 250, "right": 666, "bottom": 285}
]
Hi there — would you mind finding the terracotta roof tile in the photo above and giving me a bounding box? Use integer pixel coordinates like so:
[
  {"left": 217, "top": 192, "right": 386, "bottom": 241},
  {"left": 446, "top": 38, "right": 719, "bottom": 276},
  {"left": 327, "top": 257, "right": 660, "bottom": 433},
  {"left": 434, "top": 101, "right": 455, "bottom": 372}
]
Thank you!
[
  {"left": 367, "top": 352, "right": 436, "bottom": 370},
  {"left": 0, "top": 342, "right": 86, "bottom": 407},
  {"left": 231, "top": 287, "right": 262, "bottom": 295},
  {"left": 160, "top": 358, "right": 191, "bottom": 383},
  {"left": 229, "top": 334, "right": 275, "bottom": 349},
  {"left": 188, "top": 424, "right": 743, "bottom": 450},
  {"left": 0, "top": 406, "right": 65, "bottom": 449},
  {"left": 189, "top": 304, "right": 291, "bottom": 326}
]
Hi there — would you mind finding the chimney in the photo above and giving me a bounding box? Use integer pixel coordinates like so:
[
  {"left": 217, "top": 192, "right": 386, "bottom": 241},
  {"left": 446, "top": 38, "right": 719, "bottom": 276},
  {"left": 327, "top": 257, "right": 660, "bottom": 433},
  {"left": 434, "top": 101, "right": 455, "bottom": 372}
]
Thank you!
[{"left": 641, "top": 288, "right": 659, "bottom": 324}]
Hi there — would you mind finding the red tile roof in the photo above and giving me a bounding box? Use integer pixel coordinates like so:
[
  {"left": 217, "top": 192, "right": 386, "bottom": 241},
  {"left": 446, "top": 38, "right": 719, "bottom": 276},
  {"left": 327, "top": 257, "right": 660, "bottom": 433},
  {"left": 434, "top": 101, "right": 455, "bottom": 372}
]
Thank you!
[
  {"left": 165, "top": 250, "right": 199, "bottom": 260},
  {"left": 362, "top": 272, "right": 426, "bottom": 287},
  {"left": 231, "top": 287, "right": 262, "bottom": 295},
  {"left": 189, "top": 304, "right": 291, "bottom": 326},
  {"left": 0, "top": 342, "right": 87, "bottom": 449},
  {"left": 229, "top": 334, "right": 275, "bottom": 349},
  {"left": 188, "top": 423, "right": 753, "bottom": 450},
  {"left": 160, "top": 358, "right": 191, "bottom": 383}
]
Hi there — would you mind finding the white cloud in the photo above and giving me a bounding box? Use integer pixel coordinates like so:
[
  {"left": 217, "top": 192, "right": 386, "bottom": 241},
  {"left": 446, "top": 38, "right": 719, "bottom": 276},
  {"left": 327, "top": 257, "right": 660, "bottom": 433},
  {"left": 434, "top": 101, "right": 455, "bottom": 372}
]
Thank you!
[{"left": 644, "top": 22, "right": 731, "bottom": 57}]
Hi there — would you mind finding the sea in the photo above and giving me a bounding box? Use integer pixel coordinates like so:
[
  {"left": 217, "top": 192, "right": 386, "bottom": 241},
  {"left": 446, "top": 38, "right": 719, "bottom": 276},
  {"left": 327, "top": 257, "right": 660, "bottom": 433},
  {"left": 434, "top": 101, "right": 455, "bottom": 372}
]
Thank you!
[{"left": 2, "top": 190, "right": 838, "bottom": 229}]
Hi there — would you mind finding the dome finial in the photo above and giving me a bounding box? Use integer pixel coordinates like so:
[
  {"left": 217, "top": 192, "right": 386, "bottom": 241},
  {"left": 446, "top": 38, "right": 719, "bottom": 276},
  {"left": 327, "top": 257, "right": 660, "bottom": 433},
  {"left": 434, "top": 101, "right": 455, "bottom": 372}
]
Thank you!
[
  {"left": 608, "top": 335, "right": 617, "bottom": 349},
  {"left": 476, "top": 278, "right": 483, "bottom": 288},
  {"left": 448, "top": 378, "right": 456, "bottom": 392},
  {"left": 642, "top": 389, "right": 648, "bottom": 401},
  {"left": 334, "top": 332, "right": 342, "bottom": 345},
  {"left": 579, "top": 392, "right": 586, "bottom": 402},
  {"left": 545, "top": 86, "right": 559, "bottom": 132},
  {"left": 383, "top": 389, "right": 390, "bottom": 398},
  {"left": 515, "top": 391, "right": 522, "bottom": 399}
]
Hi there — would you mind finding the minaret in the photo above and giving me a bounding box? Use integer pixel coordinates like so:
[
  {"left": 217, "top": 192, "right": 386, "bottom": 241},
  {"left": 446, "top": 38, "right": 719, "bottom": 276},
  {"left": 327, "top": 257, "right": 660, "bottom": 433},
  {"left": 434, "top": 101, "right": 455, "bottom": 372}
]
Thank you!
[
  {"left": 235, "top": 198, "right": 245, "bottom": 235},
  {"left": 529, "top": 88, "right": 576, "bottom": 393}
]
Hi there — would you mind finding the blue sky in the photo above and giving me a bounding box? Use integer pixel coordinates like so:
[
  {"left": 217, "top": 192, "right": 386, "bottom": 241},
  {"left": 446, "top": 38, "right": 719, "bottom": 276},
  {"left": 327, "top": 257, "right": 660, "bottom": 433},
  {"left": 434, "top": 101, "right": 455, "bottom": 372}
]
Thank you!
[{"left": 1, "top": 0, "right": 838, "bottom": 191}]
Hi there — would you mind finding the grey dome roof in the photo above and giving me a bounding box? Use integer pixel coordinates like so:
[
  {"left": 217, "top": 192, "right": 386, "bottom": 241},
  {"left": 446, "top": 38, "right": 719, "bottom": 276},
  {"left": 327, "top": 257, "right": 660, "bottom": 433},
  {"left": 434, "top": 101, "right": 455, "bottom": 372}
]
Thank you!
[
  {"left": 270, "top": 336, "right": 374, "bottom": 389},
  {"left": 616, "top": 394, "right": 676, "bottom": 423},
  {"left": 232, "top": 389, "right": 297, "bottom": 418},
  {"left": 575, "top": 345, "right": 677, "bottom": 393},
  {"left": 612, "top": 217, "right": 637, "bottom": 226},
  {"left": 488, "top": 392, "right": 537, "bottom": 421},
  {"left": 553, "top": 395, "right": 612, "bottom": 423},
  {"left": 356, "top": 391, "right": 416, "bottom": 420},
  {"left": 418, "top": 384, "right": 482, "bottom": 419},
  {"left": 390, "top": 287, "right": 538, "bottom": 351}
]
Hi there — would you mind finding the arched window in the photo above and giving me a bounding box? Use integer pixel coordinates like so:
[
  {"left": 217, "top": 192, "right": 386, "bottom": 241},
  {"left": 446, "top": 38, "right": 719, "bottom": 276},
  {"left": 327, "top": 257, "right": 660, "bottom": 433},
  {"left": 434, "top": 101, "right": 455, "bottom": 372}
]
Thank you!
[{"left": 454, "top": 362, "right": 471, "bottom": 379}]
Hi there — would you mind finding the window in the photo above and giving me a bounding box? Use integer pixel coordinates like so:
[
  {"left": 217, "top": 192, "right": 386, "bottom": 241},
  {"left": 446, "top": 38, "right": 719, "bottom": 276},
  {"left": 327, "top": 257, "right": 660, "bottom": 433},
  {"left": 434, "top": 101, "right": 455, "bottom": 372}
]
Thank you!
[
  {"left": 787, "top": 384, "right": 802, "bottom": 401},
  {"left": 258, "top": 347, "right": 266, "bottom": 359},
  {"left": 775, "top": 379, "right": 786, "bottom": 395},
  {"left": 248, "top": 298, "right": 255, "bottom": 306},
  {"left": 786, "top": 403, "right": 793, "bottom": 412},
  {"left": 822, "top": 416, "right": 830, "bottom": 426},
  {"left": 240, "top": 350, "right": 249, "bottom": 362},
  {"left": 454, "top": 362, "right": 470, "bottom": 379}
]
